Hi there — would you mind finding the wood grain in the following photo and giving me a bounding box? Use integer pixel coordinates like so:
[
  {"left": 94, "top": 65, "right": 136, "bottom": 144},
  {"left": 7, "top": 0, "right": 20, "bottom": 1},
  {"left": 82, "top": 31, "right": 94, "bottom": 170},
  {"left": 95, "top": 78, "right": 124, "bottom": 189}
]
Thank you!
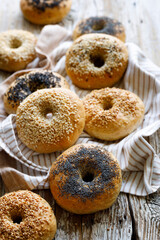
[
  {"left": 128, "top": 191, "right": 160, "bottom": 240},
  {"left": 81, "top": 193, "right": 132, "bottom": 240},
  {"left": 0, "top": 0, "right": 160, "bottom": 239},
  {"left": 103, "top": 0, "right": 160, "bottom": 66}
]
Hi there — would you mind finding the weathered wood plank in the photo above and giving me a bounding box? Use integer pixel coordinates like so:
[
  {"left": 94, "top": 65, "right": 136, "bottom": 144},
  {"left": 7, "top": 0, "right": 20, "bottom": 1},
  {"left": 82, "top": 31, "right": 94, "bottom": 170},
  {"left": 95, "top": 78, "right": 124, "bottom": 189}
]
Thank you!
[
  {"left": 103, "top": 0, "right": 160, "bottom": 67},
  {"left": 55, "top": 204, "right": 82, "bottom": 240},
  {"left": 82, "top": 193, "right": 132, "bottom": 240},
  {"left": 128, "top": 190, "right": 160, "bottom": 240}
]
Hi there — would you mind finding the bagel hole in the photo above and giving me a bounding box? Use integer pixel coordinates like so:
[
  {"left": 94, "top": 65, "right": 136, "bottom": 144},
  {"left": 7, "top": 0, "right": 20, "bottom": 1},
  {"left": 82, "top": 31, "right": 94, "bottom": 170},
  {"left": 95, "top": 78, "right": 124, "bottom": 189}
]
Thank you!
[
  {"left": 45, "top": 110, "right": 53, "bottom": 119},
  {"left": 11, "top": 214, "right": 22, "bottom": 224},
  {"left": 82, "top": 171, "right": 95, "bottom": 182},
  {"left": 46, "top": 113, "right": 53, "bottom": 119},
  {"left": 43, "top": 107, "right": 55, "bottom": 119},
  {"left": 10, "top": 38, "right": 22, "bottom": 49},
  {"left": 41, "top": 107, "right": 56, "bottom": 120},
  {"left": 90, "top": 54, "right": 105, "bottom": 68},
  {"left": 103, "top": 102, "right": 113, "bottom": 111},
  {"left": 91, "top": 22, "right": 105, "bottom": 31}
]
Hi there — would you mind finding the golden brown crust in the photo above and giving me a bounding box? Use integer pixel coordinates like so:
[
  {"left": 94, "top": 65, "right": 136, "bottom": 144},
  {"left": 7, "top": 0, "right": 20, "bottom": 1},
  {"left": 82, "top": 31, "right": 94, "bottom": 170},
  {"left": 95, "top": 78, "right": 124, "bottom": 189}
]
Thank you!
[
  {"left": 20, "top": 0, "right": 72, "bottom": 25},
  {"left": 0, "top": 30, "right": 37, "bottom": 72},
  {"left": 0, "top": 190, "right": 57, "bottom": 240},
  {"left": 49, "top": 143, "right": 122, "bottom": 214},
  {"left": 83, "top": 88, "right": 145, "bottom": 141},
  {"left": 73, "top": 17, "right": 126, "bottom": 42},
  {"left": 66, "top": 33, "right": 128, "bottom": 89},
  {"left": 16, "top": 88, "right": 85, "bottom": 153},
  {"left": 3, "top": 70, "right": 70, "bottom": 114}
]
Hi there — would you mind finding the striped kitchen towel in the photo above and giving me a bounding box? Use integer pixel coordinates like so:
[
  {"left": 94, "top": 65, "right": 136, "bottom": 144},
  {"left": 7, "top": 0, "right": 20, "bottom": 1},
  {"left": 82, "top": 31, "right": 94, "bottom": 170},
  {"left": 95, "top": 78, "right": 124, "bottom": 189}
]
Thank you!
[{"left": 0, "top": 25, "right": 160, "bottom": 196}]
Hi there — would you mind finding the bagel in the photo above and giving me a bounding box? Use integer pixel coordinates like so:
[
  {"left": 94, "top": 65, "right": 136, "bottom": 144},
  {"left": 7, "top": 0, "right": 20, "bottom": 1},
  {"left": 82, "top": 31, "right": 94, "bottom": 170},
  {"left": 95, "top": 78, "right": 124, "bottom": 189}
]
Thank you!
[
  {"left": 3, "top": 70, "right": 69, "bottom": 114},
  {"left": 16, "top": 88, "right": 85, "bottom": 153},
  {"left": 66, "top": 33, "right": 128, "bottom": 89},
  {"left": 0, "top": 30, "right": 37, "bottom": 72},
  {"left": 0, "top": 190, "right": 56, "bottom": 240},
  {"left": 20, "top": 0, "right": 72, "bottom": 25},
  {"left": 73, "top": 16, "right": 126, "bottom": 42},
  {"left": 49, "top": 144, "right": 122, "bottom": 214},
  {"left": 83, "top": 88, "right": 145, "bottom": 141}
]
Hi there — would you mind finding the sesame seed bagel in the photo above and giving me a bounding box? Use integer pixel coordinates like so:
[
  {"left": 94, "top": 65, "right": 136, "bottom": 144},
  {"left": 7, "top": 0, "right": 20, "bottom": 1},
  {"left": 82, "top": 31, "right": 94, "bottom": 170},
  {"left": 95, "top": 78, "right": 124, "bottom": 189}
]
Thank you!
[
  {"left": 16, "top": 88, "right": 85, "bottom": 153},
  {"left": 0, "top": 30, "right": 37, "bottom": 72},
  {"left": 73, "top": 16, "right": 126, "bottom": 42},
  {"left": 83, "top": 88, "right": 145, "bottom": 141},
  {"left": 20, "top": 0, "right": 72, "bottom": 25},
  {"left": 0, "top": 190, "right": 57, "bottom": 240},
  {"left": 3, "top": 70, "right": 69, "bottom": 114},
  {"left": 49, "top": 143, "right": 122, "bottom": 214},
  {"left": 65, "top": 33, "right": 128, "bottom": 89}
]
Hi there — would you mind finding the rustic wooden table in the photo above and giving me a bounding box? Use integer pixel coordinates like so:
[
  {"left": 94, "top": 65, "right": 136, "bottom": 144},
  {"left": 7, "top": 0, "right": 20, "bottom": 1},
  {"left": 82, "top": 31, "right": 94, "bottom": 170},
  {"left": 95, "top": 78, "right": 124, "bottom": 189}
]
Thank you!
[{"left": 0, "top": 0, "right": 160, "bottom": 239}]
